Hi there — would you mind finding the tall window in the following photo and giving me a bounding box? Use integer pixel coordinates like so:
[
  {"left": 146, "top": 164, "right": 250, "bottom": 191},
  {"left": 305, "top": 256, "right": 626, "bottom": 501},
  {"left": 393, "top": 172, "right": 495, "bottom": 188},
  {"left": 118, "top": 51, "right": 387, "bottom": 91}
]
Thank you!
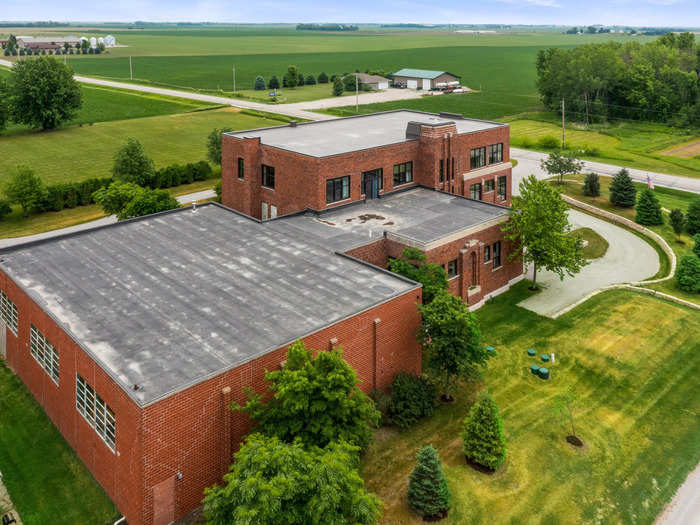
[
  {"left": 497, "top": 176, "right": 507, "bottom": 200},
  {"left": 361, "top": 169, "right": 383, "bottom": 193},
  {"left": 30, "top": 325, "right": 59, "bottom": 384},
  {"left": 326, "top": 176, "right": 350, "bottom": 203},
  {"left": 77, "top": 375, "right": 116, "bottom": 451},
  {"left": 488, "top": 143, "right": 503, "bottom": 164},
  {"left": 237, "top": 157, "right": 245, "bottom": 179},
  {"left": 493, "top": 241, "right": 502, "bottom": 268},
  {"left": 470, "top": 182, "right": 482, "bottom": 200},
  {"left": 261, "top": 165, "right": 275, "bottom": 189},
  {"left": 0, "top": 290, "right": 18, "bottom": 335},
  {"left": 470, "top": 147, "right": 486, "bottom": 170},
  {"left": 484, "top": 245, "right": 491, "bottom": 263},
  {"left": 439, "top": 160, "right": 444, "bottom": 183},
  {"left": 393, "top": 162, "right": 413, "bottom": 186},
  {"left": 447, "top": 259, "right": 458, "bottom": 278}
]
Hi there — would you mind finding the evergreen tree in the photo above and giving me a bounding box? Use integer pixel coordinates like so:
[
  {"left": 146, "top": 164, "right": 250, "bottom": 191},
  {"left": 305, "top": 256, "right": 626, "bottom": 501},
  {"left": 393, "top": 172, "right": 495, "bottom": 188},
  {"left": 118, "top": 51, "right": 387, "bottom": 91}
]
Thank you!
[
  {"left": 669, "top": 209, "right": 686, "bottom": 241},
  {"left": 675, "top": 255, "right": 700, "bottom": 294},
  {"left": 687, "top": 197, "right": 700, "bottom": 235},
  {"left": 609, "top": 168, "right": 636, "bottom": 207},
  {"left": 461, "top": 394, "right": 507, "bottom": 470},
  {"left": 284, "top": 65, "right": 298, "bottom": 88},
  {"left": 305, "top": 74, "right": 316, "bottom": 85},
  {"left": 332, "top": 76, "right": 344, "bottom": 96},
  {"left": 253, "top": 76, "right": 265, "bottom": 90},
  {"left": 282, "top": 76, "right": 288, "bottom": 88},
  {"left": 318, "top": 71, "right": 329, "bottom": 84},
  {"left": 297, "top": 73, "right": 305, "bottom": 86},
  {"left": 268, "top": 75, "right": 280, "bottom": 89},
  {"left": 407, "top": 445, "right": 451, "bottom": 520},
  {"left": 583, "top": 172, "right": 600, "bottom": 197},
  {"left": 635, "top": 188, "right": 663, "bottom": 226}
]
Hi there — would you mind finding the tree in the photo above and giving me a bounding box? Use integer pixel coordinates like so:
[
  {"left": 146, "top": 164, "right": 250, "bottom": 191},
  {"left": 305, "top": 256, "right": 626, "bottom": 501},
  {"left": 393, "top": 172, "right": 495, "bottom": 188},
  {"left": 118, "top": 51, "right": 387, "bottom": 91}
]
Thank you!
[
  {"left": 675, "top": 255, "right": 700, "bottom": 293},
  {"left": 4, "top": 166, "right": 47, "bottom": 217},
  {"left": 203, "top": 434, "right": 381, "bottom": 525},
  {"left": 407, "top": 445, "right": 451, "bottom": 520},
  {"left": 7, "top": 56, "right": 82, "bottom": 130},
  {"left": 0, "top": 77, "right": 8, "bottom": 130},
  {"left": 460, "top": 394, "right": 507, "bottom": 470},
  {"left": 502, "top": 175, "right": 587, "bottom": 289},
  {"left": 0, "top": 200, "right": 12, "bottom": 221},
  {"left": 206, "top": 127, "right": 233, "bottom": 166},
  {"left": 344, "top": 74, "right": 358, "bottom": 92},
  {"left": 553, "top": 386, "right": 584, "bottom": 446},
  {"left": 540, "top": 151, "right": 584, "bottom": 184},
  {"left": 635, "top": 188, "right": 663, "bottom": 226},
  {"left": 609, "top": 168, "right": 637, "bottom": 207},
  {"left": 112, "top": 138, "right": 155, "bottom": 186},
  {"left": 93, "top": 182, "right": 145, "bottom": 216},
  {"left": 284, "top": 65, "right": 299, "bottom": 88},
  {"left": 693, "top": 234, "right": 700, "bottom": 258},
  {"left": 253, "top": 76, "right": 265, "bottom": 90},
  {"left": 235, "top": 340, "right": 380, "bottom": 451},
  {"left": 388, "top": 247, "right": 447, "bottom": 304},
  {"left": 118, "top": 189, "right": 180, "bottom": 220},
  {"left": 583, "top": 172, "right": 600, "bottom": 197},
  {"left": 418, "top": 290, "right": 487, "bottom": 401},
  {"left": 687, "top": 197, "right": 700, "bottom": 235},
  {"left": 297, "top": 73, "right": 305, "bottom": 86},
  {"left": 387, "top": 373, "right": 436, "bottom": 429},
  {"left": 305, "top": 74, "right": 316, "bottom": 85},
  {"left": 268, "top": 75, "right": 280, "bottom": 89},
  {"left": 332, "top": 76, "right": 344, "bottom": 96},
  {"left": 669, "top": 209, "right": 686, "bottom": 241},
  {"left": 318, "top": 71, "right": 329, "bottom": 84}
]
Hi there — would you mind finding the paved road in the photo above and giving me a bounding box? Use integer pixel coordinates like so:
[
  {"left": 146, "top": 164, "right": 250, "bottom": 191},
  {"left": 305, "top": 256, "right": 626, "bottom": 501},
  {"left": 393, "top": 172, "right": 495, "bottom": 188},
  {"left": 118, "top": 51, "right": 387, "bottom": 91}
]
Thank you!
[
  {"left": 0, "top": 190, "right": 215, "bottom": 249},
  {"left": 655, "top": 463, "right": 700, "bottom": 525},
  {"left": 511, "top": 148, "right": 700, "bottom": 194}
]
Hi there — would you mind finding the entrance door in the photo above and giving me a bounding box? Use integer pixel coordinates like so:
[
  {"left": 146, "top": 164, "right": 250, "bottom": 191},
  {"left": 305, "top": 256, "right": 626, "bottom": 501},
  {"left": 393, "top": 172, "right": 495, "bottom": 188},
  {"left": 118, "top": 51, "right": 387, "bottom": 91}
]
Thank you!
[
  {"left": 0, "top": 323, "right": 5, "bottom": 359},
  {"left": 362, "top": 169, "right": 381, "bottom": 199}
]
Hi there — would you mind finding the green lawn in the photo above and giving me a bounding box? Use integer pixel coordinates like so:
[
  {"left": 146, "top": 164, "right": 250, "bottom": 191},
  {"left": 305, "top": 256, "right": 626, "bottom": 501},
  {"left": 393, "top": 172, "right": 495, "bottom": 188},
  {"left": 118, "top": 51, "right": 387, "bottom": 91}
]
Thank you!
[
  {"left": 363, "top": 283, "right": 700, "bottom": 524},
  {"left": 232, "top": 83, "right": 354, "bottom": 104},
  {"left": 572, "top": 227, "right": 609, "bottom": 259},
  {"left": 0, "top": 107, "right": 286, "bottom": 190},
  {"left": 0, "top": 361, "right": 119, "bottom": 524}
]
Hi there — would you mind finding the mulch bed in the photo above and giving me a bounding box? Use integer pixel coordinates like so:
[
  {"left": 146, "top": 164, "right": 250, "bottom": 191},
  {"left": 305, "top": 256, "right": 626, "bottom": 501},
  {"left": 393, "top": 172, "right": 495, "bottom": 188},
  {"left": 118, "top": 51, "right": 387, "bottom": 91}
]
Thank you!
[{"left": 566, "top": 435, "right": 584, "bottom": 447}]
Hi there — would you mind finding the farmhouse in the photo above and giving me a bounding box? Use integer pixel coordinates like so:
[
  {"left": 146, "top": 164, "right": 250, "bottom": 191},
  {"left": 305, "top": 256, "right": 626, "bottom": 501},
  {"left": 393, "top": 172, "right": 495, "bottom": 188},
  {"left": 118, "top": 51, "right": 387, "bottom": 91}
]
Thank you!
[
  {"left": 354, "top": 72, "right": 390, "bottom": 90},
  {"left": 392, "top": 68, "right": 460, "bottom": 90}
]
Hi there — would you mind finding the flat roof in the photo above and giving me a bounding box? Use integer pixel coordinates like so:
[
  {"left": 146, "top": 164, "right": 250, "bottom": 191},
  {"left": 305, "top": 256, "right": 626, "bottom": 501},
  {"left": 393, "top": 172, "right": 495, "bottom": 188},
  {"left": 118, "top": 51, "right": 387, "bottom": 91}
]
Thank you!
[
  {"left": 278, "top": 187, "right": 509, "bottom": 251},
  {"left": 226, "top": 110, "right": 504, "bottom": 158},
  {"left": 0, "top": 204, "right": 417, "bottom": 407}
]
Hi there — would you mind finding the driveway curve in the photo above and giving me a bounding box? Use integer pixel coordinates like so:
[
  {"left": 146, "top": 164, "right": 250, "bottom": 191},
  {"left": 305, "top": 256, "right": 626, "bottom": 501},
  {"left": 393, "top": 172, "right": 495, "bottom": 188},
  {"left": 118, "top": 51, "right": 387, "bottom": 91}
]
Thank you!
[{"left": 517, "top": 209, "right": 660, "bottom": 317}]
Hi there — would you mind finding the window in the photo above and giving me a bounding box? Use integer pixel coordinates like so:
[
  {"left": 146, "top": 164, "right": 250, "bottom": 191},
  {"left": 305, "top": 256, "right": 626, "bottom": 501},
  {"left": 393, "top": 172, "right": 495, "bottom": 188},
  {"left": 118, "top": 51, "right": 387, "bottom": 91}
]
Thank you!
[
  {"left": 439, "top": 160, "right": 444, "bottom": 183},
  {"left": 447, "top": 259, "right": 458, "bottom": 278},
  {"left": 326, "top": 176, "right": 350, "bottom": 203},
  {"left": 488, "top": 143, "right": 503, "bottom": 164},
  {"left": 261, "top": 165, "right": 275, "bottom": 189},
  {"left": 493, "top": 241, "right": 502, "bottom": 268},
  {"left": 497, "top": 175, "right": 507, "bottom": 200},
  {"left": 77, "top": 375, "right": 116, "bottom": 451},
  {"left": 470, "top": 147, "right": 486, "bottom": 170},
  {"left": 237, "top": 157, "right": 244, "bottom": 179},
  {"left": 361, "top": 169, "right": 383, "bottom": 194},
  {"left": 0, "top": 290, "right": 18, "bottom": 335},
  {"left": 484, "top": 245, "right": 491, "bottom": 263},
  {"left": 393, "top": 162, "right": 413, "bottom": 186},
  {"left": 30, "top": 325, "right": 59, "bottom": 384},
  {"left": 470, "top": 183, "right": 482, "bottom": 200},
  {"left": 484, "top": 179, "right": 495, "bottom": 193},
  {"left": 451, "top": 157, "right": 455, "bottom": 180}
]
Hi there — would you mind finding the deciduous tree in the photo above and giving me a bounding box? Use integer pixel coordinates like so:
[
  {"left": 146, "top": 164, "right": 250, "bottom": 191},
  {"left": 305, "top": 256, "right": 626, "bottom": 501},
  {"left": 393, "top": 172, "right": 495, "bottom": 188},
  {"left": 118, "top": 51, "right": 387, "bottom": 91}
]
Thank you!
[
  {"left": 206, "top": 127, "right": 233, "bottom": 166},
  {"left": 93, "top": 182, "right": 146, "bottom": 216},
  {"left": 332, "top": 76, "right": 344, "bottom": 96},
  {"left": 117, "top": 189, "right": 179, "bottom": 220},
  {"left": 285, "top": 65, "right": 299, "bottom": 88},
  {"left": 687, "top": 197, "right": 700, "bottom": 235},
  {"left": 669, "top": 208, "right": 686, "bottom": 241},
  {"left": 553, "top": 386, "right": 584, "bottom": 446},
  {"left": 4, "top": 166, "right": 47, "bottom": 217},
  {"left": 540, "top": 151, "right": 584, "bottom": 184},
  {"left": 407, "top": 445, "right": 451, "bottom": 520},
  {"left": 112, "top": 138, "right": 155, "bottom": 186},
  {"left": 461, "top": 394, "right": 507, "bottom": 470},
  {"left": 267, "top": 75, "right": 280, "bottom": 89},
  {"left": 388, "top": 247, "right": 447, "bottom": 304}
]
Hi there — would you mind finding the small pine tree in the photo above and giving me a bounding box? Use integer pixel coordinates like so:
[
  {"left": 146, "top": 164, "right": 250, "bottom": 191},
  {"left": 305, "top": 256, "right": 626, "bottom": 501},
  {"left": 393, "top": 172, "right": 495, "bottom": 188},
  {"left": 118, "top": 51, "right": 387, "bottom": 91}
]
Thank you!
[
  {"left": 461, "top": 394, "right": 507, "bottom": 471},
  {"left": 609, "top": 168, "right": 636, "bottom": 208},
  {"left": 297, "top": 73, "right": 305, "bottom": 86},
  {"left": 693, "top": 234, "right": 700, "bottom": 258},
  {"left": 669, "top": 209, "right": 686, "bottom": 241},
  {"left": 318, "top": 71, "right": 329, "bottom": 84},
  {"left": 254, "top": 76, "right": 266, "bottom": 90},
  {"left": 675, "top": 255, "right": 700, "bottom": 294},
  {"left": 333, "top": 76, "right": 344, "bottom": 96},
  {"left": 268, "top": 76, "right": 280, "bottom": 90},
  {"left": 282, "top": 76, "right": 288, "bottom": 88},
  {"left": 305, "top": 74, "right": 316, "bottom": 85},
  {"left": 407, "top": 445, "right": 451, "bottom": 520},
  {"left": 635, "top": 188, "right": 663, "bottom": 226},
  {"left": 284, "top": 65, "right": 298, "bottom": 88},
  {"left": 687, "top": 197, "right": 700, "bottom": 235},
  {"left": 583, "top": 172, "right": 600, "bottom": 197}
]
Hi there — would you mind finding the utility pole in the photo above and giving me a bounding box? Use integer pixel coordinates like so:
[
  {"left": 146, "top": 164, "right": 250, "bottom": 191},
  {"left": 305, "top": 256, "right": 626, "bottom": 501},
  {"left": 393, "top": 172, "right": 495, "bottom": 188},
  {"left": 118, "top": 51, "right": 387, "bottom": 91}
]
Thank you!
[
  {"left": 233, "top": 66, "right": 236, "bottom": 93},
  {"left": 561, "top": 98, "right": 566, "bottom": 149},
  {"left": 129, "top": 56, "right": 133, "bottom": 80},
  {"left": 355, "top": 75, "right": 359, "bottom": 113}
]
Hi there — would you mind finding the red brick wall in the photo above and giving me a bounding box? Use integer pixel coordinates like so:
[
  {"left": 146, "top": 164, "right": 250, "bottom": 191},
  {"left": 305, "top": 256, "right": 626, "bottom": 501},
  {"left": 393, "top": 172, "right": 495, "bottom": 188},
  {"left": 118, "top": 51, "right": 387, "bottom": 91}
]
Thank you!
[{"left": 0, "top": 270, "right": 144, "bottom": 525}]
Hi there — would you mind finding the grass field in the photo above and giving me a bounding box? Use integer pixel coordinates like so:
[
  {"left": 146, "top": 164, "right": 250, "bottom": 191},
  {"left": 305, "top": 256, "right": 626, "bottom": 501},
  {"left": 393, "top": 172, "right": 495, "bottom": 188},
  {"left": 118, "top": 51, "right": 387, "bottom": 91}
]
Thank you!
[
  {"left": 363, "top": 283, "right": 700, "bottom": 524},
  {"left": 0, "top": 107, "right": 286, "bottom": 189},
  {"left": 233, "top": 83, "right": 354, "bottom": 104},
  {"left": 0, "top": 361, "right": 119, "bottom": 524},
  {"left": 572, "top": 227, "right": 609, "bottom": 259}
]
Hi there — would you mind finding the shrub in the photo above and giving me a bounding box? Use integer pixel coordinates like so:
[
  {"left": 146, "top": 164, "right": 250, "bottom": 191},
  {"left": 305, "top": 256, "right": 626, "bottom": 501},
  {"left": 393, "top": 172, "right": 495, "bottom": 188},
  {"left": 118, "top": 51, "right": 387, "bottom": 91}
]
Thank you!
[
  {"left": 407, "top": 445, "right": 451, "bottom": 520},
  {"left": 370, "top": 388, "right": 392, "bottom": 423},
  {"left": 214, "top": 180, "right": 222, "bottom": 202},
  {"left": 318, "top": 71, "right": 329, "bottom": 84},
  {"left": 461, "top": 394, "right": 507, "bottom": 470},
  {"left": 63, "top": 184, "right": 79, "bottom": 209},
  {"left": 93, "top": 182, "right": 146, "bottom": 216},
  {"left": 118, "top": 189, "right": 180, "bottom": 220},
  {"left": 254, "top": 76, "right": 265, "bottom": 90},
  {"left": 675, "top": 254, "right": 700, "bottom": 293},
  {"left": 305, "top": 74, "right": 316, "bottom": 85},
  {"left": 387, "top": 373, "right": 436, "bottom": 428},
  {"left": 0, "top": 200, "right": 12, "bottom": 220},
  {"left": 536, "top": 135, "right": 560, "bottom": 149},
  {"left": 687, "top": 197, "right": 700, "bottom": 235},
  {"left": 609, "top": 168, "right": 636, "bottom": 208},
  {"left": 43, "top": 185, "right": 65, "bottom": 212},
  {"left": 284, "top": 65, "right": 298, "bottom": 88},
  {"left": 693, "top": 234, "right": 700, "bottom": 258},
  {"left": 268, "top": 75, "right": 280, "bottom": 90},
  {"left": 332, "top": 76, "right": 344, "bottom": 96},
  {"left": 297, "top": 73, "right": 305, "bottom": 86},
  {"left": 519, "top": 136, "right": 535, "bottom": 148},
  {"left": 669, "top": 209, "right": 686, "bottom": 240},
  {"left": 4, "top": 166, "right": 47, "bottom": 217},
  {"left": 583, "top": 172, "right": 600, "bottom": 197},
  {"left": 635, "top": 188, "right": 663, "bottom": 226}
]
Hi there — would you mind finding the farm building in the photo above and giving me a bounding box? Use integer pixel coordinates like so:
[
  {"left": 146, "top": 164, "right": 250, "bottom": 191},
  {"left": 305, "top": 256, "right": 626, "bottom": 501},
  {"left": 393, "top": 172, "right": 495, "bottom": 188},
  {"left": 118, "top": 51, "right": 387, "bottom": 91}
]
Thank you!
[
  {"left": 353, "top": 72, "right": 390, "bottom": 90},
  {"left": 16, "top": 36, "right": 81, "bottom": 48},
  {"left": 392, "top": 68, "right": 460, "bottom": 90}
]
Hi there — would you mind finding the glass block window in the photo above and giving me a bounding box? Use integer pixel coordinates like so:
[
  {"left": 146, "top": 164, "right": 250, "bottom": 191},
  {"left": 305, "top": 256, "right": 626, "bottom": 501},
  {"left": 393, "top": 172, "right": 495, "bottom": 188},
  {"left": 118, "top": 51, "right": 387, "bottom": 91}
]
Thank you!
[{"left": 30, "top": 325, "right": 59, "bottom": 384}]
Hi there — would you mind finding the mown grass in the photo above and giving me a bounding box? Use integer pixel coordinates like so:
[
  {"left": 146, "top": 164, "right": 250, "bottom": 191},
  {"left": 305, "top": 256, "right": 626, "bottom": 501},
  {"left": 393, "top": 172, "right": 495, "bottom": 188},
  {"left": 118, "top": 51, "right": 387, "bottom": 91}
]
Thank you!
[
  {"left": 363, "top": 283, "right": 700, "bottom": 524},
  {"left": 571, "top": 227, "right": 609, "bottom": 259},
  {"left": 232, "top": 83, "right": 354, "bottom": 104},
  {"left": 0, "top": 361, "right": 119, "bottom": 524}
]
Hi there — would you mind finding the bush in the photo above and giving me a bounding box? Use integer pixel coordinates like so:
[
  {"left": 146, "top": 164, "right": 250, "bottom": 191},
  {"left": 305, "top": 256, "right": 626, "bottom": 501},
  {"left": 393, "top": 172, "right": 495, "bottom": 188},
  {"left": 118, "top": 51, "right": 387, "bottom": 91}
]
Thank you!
[
  {"left": 268, "top": 75, "right": 280, "bottom": 90},
  {"left": 370, "top": 388, "right": 392, "bottom": 423},
  {"left": 407, "top": 445, "right": 451, "bottom": 520},
  {"left": 0, "top": 200, "right": 12, "bottom": 220},
  {"left": 387, "top": 373, "right": 436, "bottom": 429},
  {"left": 635, "top": 188, "right": 663, "bottom": 226},
  {"left": 118, "top": 189, "right": 180, "bottom": 221},
  {"left": 461, "top": 394, "right": 507, "bottom": 470},
  {"left": 332, "top": 76, "right": 344, "bottom": 96},
  {"left": 297, "top": 73, "right": 305, "bottom": 86},
  {"left": 536, "top": 135, "right": 560, "bottom": 149},
  {"left": 284, "top": 65, "right": 298, "bottom": 88},
  {"left": 318, "top": 71, "right": 329, "bottom": 84},
  {"left": 687, "top": 197, "right": 700, "bottom": 235},
  {"left": 214, "top": 180, "right": 222, "bottom": 202},
  {"left": 519, "top": 136, "right": 535, "bottom": 148},
  {"left": 693, "top": 234, "right": 700, "bottom": 258},
  {"left": 93, "top": 182, "right": 146, "bottom": 216},
  {"left": 254, "top": 76, "right": 265, "bottom": 90},
  {"left": 609, "top": 168, "right": 636, "bottom": 208},
  {"left": 305, "top": 74, "right": 316, "bottom": 85},
  {"left": 4, "top": 165, "right": 47, "bottom": 217},
  {"left": 583, "top": 172, "right": 600, "bottom": 197},
  {"left": 670, "top": 209, "right": 686, "bottom": 240},
  {"left": 675, "top": 254, "right": 700, "bottom": 293},
  {"left": 44, "top": 184, "right": 66, "bottom": 212}
]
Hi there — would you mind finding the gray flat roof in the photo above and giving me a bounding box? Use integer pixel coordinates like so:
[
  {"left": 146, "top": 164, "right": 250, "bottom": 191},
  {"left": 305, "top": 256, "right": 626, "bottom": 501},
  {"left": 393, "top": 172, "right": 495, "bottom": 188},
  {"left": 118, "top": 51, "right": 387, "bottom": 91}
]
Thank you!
[
  {"left": 226, "top": 110, "right": 504, "bottom": 158},
  {"left": 278, "top": 187, "right": 508, "bottom": 250},
  {"left": 0, "top": 204, "right": 417, "bottom": 406}
]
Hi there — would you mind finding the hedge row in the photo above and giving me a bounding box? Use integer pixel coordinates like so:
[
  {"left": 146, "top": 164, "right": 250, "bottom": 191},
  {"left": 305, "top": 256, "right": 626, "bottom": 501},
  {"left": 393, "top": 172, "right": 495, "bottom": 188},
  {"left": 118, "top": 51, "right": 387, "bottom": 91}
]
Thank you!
[{"left": 150, "top": 160, "right": 214, "bottom": 189}]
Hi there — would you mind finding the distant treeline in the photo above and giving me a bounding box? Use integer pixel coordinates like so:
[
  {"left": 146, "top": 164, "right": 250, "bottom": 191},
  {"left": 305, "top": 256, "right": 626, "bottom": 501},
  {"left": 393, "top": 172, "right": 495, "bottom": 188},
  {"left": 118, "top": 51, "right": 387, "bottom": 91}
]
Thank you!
[
  {"left": 380, "top": 24, "right": 433, "bottom": 28},
  {"left": 536, "top": 32, "right": 700, "bottom": 126},
  {"left": 296, "top": 23, "right": 358, "bottom": 31},
  {"left": 0, "top": 21, "right": 70, "bottom": 27}
]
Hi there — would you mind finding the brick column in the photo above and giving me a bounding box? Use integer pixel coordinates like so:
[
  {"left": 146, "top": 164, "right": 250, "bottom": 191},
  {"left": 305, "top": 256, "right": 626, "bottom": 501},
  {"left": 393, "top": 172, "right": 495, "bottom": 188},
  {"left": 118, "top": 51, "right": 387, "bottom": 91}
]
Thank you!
[{"left": 220, "top": 386, "right": 232, "bottom": 478}]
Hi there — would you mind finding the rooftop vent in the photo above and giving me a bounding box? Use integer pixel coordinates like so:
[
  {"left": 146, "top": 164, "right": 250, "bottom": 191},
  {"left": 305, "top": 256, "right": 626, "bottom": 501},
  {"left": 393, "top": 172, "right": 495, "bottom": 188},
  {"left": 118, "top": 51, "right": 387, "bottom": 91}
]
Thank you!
[
  {"left": 439, "top": 111, "right": 463, "bottom": 119},
  {"left": 405, "top": 121, "right": 422, "bottom": 139},
  {"left": 290, "top": 120, "right": 297, "bottom": 128}
]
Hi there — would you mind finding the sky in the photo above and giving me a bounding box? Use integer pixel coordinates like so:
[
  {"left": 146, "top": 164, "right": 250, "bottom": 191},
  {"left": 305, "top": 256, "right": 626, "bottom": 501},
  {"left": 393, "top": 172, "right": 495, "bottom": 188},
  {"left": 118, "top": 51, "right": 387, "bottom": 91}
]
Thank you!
[{"left": 1, "top": 0, "right": 698, "bottom": 28}]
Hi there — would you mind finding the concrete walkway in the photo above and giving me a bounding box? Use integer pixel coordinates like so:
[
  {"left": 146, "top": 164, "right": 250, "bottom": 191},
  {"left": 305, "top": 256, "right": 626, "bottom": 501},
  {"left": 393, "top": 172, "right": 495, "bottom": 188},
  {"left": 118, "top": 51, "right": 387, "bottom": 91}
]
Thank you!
[
  {"left": 0, "top": 189, "right": 215, "bottom": 249},
  {"left": 655, "top": 463, "right": 700, "bottom": 525},
  {"left": 0, "top": 472, "right": 22, "bottom": 525},
  {"left": 517, "top": 209, "right": 660, "bottom": 317}
]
